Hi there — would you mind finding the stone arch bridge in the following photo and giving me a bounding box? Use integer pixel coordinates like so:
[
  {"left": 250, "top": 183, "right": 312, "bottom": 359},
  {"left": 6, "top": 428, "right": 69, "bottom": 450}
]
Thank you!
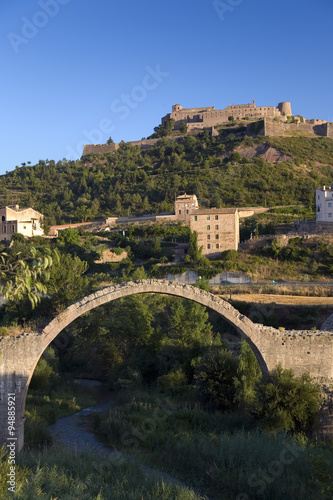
[{"left": 0, "top": 280, "right": 332, "bottom": 451}]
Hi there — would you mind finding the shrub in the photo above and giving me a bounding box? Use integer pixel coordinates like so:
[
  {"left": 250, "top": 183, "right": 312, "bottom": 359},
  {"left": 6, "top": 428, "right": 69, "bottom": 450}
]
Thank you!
[
  {"left": 157, "top": 369, "right": 187, "bottom": 393},
  {"left": 194, "top": 348, "right": 239, "bottom": 410},
  {"left": 30, "top": 358, "right": 55, "bottom": 390},
  {"left": 0, "top": 327, "right": 9, "bottom": 336},
  {"left": 254, "top": 364, "right": 322, "bottom": 433}
]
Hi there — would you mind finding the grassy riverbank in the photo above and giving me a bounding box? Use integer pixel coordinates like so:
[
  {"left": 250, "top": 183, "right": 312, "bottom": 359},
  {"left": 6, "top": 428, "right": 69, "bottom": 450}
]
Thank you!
[
  {"left": 25, "top": 380, "right": 95, "bottom": 447},
  {"left": 1, "top": 444, "right": 203, "bottom": 500},
  {"left": 92, "top": 388, "right": 333, "bottom": 500}
]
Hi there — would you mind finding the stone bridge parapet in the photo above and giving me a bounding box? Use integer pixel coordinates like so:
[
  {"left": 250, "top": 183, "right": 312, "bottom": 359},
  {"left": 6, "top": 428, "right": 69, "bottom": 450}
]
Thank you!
[{"left": 0, "top": 280, "right": 332, "bottom": 451}]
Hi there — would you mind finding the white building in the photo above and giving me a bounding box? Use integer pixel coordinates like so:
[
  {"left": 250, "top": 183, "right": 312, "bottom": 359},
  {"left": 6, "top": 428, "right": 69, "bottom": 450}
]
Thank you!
[
  {"left": 0, "top": 205, "right": 44, "bottom": 241},
  {"left": 316, "top": 185, "right": 333, "bottom": 222}
]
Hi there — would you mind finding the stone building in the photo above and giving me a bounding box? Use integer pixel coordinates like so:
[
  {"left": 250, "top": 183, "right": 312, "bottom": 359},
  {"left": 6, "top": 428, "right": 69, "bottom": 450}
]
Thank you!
[
  {"left": 316, "top": 185, "right": 333, "bottom": 222},
  {"left": 162, "top": 100, "right": 292, "bottom": 131},
  {"left": 0, "top": 205, "right": 44, "bottom": 241},
  {"left": 190, "top": 208, "right": 240, "bottom": 256},
  {"left": 175, "top": 194, "right": 199, "bottom": 221}
]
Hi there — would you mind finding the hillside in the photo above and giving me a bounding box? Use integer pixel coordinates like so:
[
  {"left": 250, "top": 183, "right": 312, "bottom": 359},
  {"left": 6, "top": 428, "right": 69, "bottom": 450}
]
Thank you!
[{"left": 1, "top": 132, "right": 333, "bottom": 225}]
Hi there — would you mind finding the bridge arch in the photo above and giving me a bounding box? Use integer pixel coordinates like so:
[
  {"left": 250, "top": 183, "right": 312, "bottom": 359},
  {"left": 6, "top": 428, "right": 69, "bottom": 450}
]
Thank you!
[
  {"left": 39, "top": 279, "right": 269, "bottom": 374},
  {"left": 0, "top": 279, "right": 276, "bottom": 452}
]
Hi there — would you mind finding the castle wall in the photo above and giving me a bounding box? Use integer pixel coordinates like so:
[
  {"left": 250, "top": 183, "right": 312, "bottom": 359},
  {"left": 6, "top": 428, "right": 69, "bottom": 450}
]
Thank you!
[
  {"left": 327, "top": 123, "right": 333, "bottom": 139},
  {"left": 259, "top": 118, "right": 332, "bottom": 138},
  {"left": 162, "top": 101, "right": 290, "bottom": 130},
  {"left": 82, "top": 143, "right": 119, "bottom": 156}
]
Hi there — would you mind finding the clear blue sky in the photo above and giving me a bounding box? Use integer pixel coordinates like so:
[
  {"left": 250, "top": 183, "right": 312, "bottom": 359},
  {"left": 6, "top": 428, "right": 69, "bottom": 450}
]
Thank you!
[{"left": 0, "top": 0, "right": 332, "bottom": 175}]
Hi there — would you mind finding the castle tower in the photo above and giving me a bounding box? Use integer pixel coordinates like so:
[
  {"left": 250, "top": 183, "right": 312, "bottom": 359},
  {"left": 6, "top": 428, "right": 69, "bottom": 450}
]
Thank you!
[
  {"left": 277, "top": 102, "right": 292, "bottom": 116},
  {"left": 172, "top": 104, "right": 183, "bottom": 113}
]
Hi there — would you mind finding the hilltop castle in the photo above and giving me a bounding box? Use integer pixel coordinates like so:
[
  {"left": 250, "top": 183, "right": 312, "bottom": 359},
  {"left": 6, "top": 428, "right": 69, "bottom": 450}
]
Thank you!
[
  {"left": 82, "top": 100, "right": 333, "bottom": 158},
  {"left": 161, "top": 100, "right": 292, "bottom": 131}
]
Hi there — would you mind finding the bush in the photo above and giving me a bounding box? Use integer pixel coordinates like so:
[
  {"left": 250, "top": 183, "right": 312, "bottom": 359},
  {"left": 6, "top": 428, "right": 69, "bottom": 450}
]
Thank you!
[
  {"left": 0, "top": 327, "right": 9, "bottom": 336},
  {"left": 30, "top": 358, "right": 55, "bottom": 390},
  {"left": 254, "top": 364, "right": 322, "bottom": 433},
  {"left": 157, "top": 369, "right": 187, "bottom": 393},
  {"left": 194, "top": 348, "right": 239, "bottom": 410}
]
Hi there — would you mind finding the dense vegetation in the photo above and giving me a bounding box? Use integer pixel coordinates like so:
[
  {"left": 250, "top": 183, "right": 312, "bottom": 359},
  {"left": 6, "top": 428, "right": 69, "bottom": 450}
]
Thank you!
[
  {"left": 1, "top": 132, "right": 333, "bottom": 498},
  {"left": 1, "top": 133, "right": 333, "bottom": 224}
]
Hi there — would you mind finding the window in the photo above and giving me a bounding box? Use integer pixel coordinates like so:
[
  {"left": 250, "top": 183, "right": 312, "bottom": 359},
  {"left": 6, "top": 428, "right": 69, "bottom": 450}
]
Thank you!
[
  {"left": 207, "top": 215, "right": 210, "bottom": 220},
  {"left": 186, "top": 210, "right": 189, "bottom": 214},
  {"left": 215, "top": 234, "right": 219, "bottom": 239},
  {"left": 207, "top": 225, "right": 210, "bottom": 230},
  {"left": 329, "top": 213, "right": 332, "bottom": 218},
  {"left": 1, "top": 216, "right": 5, "bottom": 222},
  {"left": 207, "top": 244, "right": 211, "bottom": 249},
  {"left": 215, "top": 225, "right": 219, "bottom": 230},
  {"left": 215, "top": 215, "right": 218, "bottom": 220},
  {"left": 207, "top": 235, "right": 210, "bottom": 240},
  {"left": 185, "top": 204, "right": 189, "bottom": 207},
  {"left": 179, "top": 210, "right": 181, "bottom": 214},
  {"left": 329, "top": 203, "right": 332, "bottom": 207},
  {"left": 194, "top": 215, "right": 197, "bottom": 221},
  {"left": 216, "top": 243, "right": 219, "bottom": 249}
]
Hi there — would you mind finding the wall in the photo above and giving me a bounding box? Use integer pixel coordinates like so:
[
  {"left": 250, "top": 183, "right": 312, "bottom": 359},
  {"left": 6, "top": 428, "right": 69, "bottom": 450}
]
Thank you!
[
  {"left": 190, "top": 209, "right": 239, "bottom": 255},
  {"left": 1, "top": 280, "right": 333, "bottom": 452},
  {"left": 82, "top": 143, "right": 119, "bottom": 156},
  {"left": 260, "top": 118, "right": 333, "bottom": 138}
]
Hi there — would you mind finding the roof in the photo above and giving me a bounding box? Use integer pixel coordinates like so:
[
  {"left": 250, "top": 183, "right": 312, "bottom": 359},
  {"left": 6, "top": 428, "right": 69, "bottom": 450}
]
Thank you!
[
  {"left": 176, "top": 194, "right": 197, "bottom": 200},
  {"left": 194, "top": 208, "right": 238, "bottom": 215}
]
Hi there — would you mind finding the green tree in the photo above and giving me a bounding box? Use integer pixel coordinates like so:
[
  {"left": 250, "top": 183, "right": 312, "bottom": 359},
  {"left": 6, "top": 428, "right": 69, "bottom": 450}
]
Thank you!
[
  {"left": 189, "top": 230, "right": 199, "bottom": 261},
  {"left": 0, "top": 247, "right": 59, "bottom": 309},
  {"left": 152, "top": 237, "right": 162, "bottom": 257},
  {"left": 195, "top": 348, "right": 239, "bottom": 410},
  {"left": 46, "top": 253, "right": 88, "bottom": 312},
  {"left": 234, "top": 340, "right": 262, "bottom": 410},
  {"left": 179, "top": 122, "right": 188, "bottom": 134},
  {"left": 57, "top": 228, "right": 80, "bottom": 246},
  {"left": 254, "top": 364, "right": 322, "bottom": 433}
]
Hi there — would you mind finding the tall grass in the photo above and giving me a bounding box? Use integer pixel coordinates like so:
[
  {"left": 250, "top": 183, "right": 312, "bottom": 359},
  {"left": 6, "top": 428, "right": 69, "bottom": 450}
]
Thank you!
[
  {"left": 92, "top": 393, "right": 333, "bottom": 499},
  {"left": 0, "top": 444, "right": 204, "bottom": 500}
]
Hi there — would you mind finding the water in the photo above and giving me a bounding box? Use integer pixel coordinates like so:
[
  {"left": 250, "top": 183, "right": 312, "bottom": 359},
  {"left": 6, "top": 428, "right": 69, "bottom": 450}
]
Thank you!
[
  {"left": 49, "top": 379, "right": 213, "bottom": 498},
  {"left": 49, "top": 379, "right": 116, "bottom": 455}
]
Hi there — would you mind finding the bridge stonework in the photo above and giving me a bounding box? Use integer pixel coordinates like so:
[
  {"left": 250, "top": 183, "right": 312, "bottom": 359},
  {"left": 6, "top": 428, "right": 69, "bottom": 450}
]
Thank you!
[{"left": 0, "top": 280, "right": 332, "bottom": 451}]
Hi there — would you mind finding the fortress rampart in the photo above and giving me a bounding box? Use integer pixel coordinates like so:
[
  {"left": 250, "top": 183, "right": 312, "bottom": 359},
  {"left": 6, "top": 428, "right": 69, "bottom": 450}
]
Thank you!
[
  {"left": 248, "top": 118, "right": 333, "bottom": 139},
  {"left": 162, "top": 100, "right": 292, "bottom": 130},
  {"left": 81, "top": 100, "right": 332, "bottom": 158}
]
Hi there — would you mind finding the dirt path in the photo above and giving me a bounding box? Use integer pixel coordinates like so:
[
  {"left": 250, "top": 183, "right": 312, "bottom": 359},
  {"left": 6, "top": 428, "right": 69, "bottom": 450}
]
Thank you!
[{"left": 221, "top": 294, "right": 333, "bottom": 305}]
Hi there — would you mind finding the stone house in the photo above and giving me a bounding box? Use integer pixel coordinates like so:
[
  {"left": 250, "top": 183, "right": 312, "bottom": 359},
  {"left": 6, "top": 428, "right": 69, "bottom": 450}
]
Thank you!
[
  {"left": 175, "top": 194, "right": 199, "bottom": 222},
  {"left": 0, "top": 205, "right": 44, "bottom": 241},
  {"left": 190, "top": 208, "right": 240, "bottom": 256}
]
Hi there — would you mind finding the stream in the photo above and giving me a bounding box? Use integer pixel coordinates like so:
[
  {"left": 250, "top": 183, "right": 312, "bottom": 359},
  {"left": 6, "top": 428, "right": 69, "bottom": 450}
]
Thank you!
[
  {"left": 49, "top": 379, "right": 117, "bottom": 455},
  {"left": 49, "top": 380, "right": 213, "bottom": 498}
]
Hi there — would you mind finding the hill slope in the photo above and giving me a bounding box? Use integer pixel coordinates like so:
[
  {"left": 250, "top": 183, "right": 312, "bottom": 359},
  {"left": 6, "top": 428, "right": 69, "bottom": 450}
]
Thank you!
[{"left": 1, "top": 132, "right": 333, "bottom": 225}]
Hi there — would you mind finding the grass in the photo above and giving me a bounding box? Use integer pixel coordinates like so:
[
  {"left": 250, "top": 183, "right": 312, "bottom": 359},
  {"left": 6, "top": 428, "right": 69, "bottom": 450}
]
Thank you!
[
  {"left": 211, "top": 284, "right": 333, "bottom": 297},
  {"left": 91, "top": 389, "right": 333, "bottom": 499},
  {"left": 24, "top": 381, "right": 96, "bottom": 446},
  {"left": 0, "top": 444, "right": 204, "bottom": 500}
]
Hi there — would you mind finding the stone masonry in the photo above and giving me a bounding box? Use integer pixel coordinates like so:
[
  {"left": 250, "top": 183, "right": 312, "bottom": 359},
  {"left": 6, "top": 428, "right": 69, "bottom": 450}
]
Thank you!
[{"left": 0, "top": 280, "right": 332, "bottom": 451}]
